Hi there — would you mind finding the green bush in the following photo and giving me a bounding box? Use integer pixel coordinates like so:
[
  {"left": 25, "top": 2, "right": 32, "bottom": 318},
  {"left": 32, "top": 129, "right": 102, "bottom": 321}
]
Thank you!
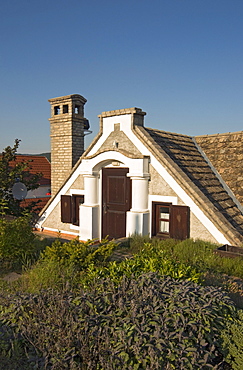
[
  {"left": 81, "top": 242, "right": 201, "bottom": 289},
  {"left": 0, "top": 273, "right": 235, "bottom": 369},
  {"left": 129, "top": 236, "right": 243, "bottom": 281},
  {"left": 20, "top": 259, "right": 79, "bottom": 293},
  {"left": 41, "top": 237, "right": 116, "bottom": 269},
  {"left": 221, "top": 309, "right": 243, "bottom": 369},
  {"left": 0, "top": 217, "right": 36, "bottom": 264},
  {"left": 171, "top": 239, "right": 243, "bottom": 279},
  {"left": 18, "top": 238, "right": 117, "bottom": 292},
  {"left": 128, "top": 234, "right": 179, "bottom": 255}
]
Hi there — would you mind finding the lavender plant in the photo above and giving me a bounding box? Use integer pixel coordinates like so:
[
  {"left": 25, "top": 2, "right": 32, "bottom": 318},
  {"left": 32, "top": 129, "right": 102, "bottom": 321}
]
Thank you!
[{"left": 0, "top": 273, "right": 235, "bottom": 369}]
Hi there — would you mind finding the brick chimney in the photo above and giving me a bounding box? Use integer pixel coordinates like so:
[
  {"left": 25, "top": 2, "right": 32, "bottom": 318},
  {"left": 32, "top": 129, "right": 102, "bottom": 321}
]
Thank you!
[{"left": 49, "top": 94, "right": 87, "bottom": 195}]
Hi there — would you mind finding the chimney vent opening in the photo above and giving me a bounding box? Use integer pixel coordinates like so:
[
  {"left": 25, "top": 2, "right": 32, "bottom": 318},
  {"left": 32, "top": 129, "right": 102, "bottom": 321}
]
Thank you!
[
  {"left": 63, "top": 104, "right": 69, "bottom": 114},
  {"left": 75, "top": 105, "right": 80, "bottom": 114},
  {"left": 54, "top": 106, "right": 60, "bottom": 115}
]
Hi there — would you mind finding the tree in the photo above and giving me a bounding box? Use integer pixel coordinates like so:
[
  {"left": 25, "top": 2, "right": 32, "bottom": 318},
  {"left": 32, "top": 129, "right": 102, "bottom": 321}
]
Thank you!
[{"left": 0, "top": 139, "right": 42, "bottom": 217}]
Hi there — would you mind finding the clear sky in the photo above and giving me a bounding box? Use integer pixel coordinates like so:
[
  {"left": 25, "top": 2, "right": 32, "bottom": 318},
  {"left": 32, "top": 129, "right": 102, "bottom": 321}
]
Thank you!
[{"left": 1, "top": 0, "right": 243, "bottom": 154}]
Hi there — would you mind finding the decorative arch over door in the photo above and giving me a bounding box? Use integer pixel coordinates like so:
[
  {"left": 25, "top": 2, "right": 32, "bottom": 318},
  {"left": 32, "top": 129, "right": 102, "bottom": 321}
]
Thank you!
[{"left": 79, "top": 151, "right": 149, "bottom": 241}]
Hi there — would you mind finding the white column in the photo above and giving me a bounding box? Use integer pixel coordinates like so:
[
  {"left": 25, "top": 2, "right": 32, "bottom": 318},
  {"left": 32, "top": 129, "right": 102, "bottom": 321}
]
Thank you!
[
  {"left": 130, "top": 177, "right": 149, "bottom": 212},
  {"left": 83, "top": 174, "right": 98, "bottom": 206},
  {"left": 126, "top": 176, "right": 150, "bottom": 237},
  {"left": 79, "top": 173, "right": 99, "bottom": 241}
]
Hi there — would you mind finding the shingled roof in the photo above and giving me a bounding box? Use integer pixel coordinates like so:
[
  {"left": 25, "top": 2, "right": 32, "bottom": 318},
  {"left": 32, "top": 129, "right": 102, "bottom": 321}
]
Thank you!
[
  {"left": 195, "top": 132, "right": 243, "bottom": 207},
  {"left": 134, "top": 126, "right": 243, "bottom": 245},
  {"left": 20, "top": 197, "right": 51, "bottom": 212}
]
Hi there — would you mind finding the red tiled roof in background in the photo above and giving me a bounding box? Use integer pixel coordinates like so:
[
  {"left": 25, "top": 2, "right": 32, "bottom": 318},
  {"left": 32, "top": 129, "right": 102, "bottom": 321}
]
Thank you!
[
  {"left": 21, "top": 197, "right": 51, "bottom": 210},
  {"left": 5, "top": 155, "right": 51, "bottom": 186}
]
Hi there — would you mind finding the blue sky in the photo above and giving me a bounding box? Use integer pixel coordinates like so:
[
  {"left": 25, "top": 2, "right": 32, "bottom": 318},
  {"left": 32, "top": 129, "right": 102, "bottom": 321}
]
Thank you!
[{"left": 1, "top": 0, "right": 243, "bottom": 154}]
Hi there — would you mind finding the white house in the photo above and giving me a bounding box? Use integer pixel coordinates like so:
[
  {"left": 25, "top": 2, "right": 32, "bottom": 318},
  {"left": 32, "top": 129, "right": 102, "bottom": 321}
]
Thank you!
[{"left": 36, "top": 94, "right": 243, "bottom": 246}]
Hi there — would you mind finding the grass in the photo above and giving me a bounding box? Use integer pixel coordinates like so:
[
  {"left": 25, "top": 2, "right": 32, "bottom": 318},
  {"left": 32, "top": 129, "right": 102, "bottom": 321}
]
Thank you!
[{"left": 0, "top": 236, "right": 51, "bottom": 277}]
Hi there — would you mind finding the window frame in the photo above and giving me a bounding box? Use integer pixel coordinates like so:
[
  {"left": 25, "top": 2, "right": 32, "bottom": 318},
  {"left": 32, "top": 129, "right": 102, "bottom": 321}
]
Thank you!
[{"left": 152, "top": 202, "right": 171, "bottom": 238}]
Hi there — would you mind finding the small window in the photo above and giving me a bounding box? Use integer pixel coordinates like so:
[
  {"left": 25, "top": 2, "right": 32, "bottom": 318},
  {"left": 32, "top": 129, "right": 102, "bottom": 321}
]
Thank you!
[
  {"left": 158, "top": 206, "right": 170, "bottom": 233},
  {"left": 54, "top": 106, "right": 60, "bottom": 115},
  {"left": 63, "top": 104, "right": 69, "bottom": 114},
  {"left": 153, "top": 203, "right": 171, "bottom": 238},
  {"left": 152, "top": 202, "right": 190, "bottom": 240}
]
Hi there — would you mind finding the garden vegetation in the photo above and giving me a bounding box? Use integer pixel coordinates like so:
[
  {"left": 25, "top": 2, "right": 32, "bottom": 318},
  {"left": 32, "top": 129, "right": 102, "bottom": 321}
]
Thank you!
[{"left": 0, "top": 217, "right": 243, "bottom": 369}]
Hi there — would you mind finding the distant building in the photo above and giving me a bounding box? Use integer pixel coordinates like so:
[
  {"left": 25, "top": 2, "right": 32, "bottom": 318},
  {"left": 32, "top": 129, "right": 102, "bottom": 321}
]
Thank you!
[{"left": 9, "top": 155, "right": 51, "bottom": 212}]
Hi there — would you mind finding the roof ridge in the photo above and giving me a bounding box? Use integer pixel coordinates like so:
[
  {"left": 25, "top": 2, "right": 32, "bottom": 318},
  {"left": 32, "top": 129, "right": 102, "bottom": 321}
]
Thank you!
[
  {"left": 145, "top": 127, "right": 192, "bottom": 138},
  {"left": 195, "top": 130, "right": 243, "bottom": 138}
]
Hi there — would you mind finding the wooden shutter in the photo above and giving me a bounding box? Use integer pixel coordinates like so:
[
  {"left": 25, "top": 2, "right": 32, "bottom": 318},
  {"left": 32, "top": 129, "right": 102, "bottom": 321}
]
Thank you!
[
  {"left": 170, "top": 205, "right": 190, "bottom": 240},
  {"left": 72, "top": 195, "right": 84, "bottom": 226},
  {"left": 61, "top": 195, "right": 72, "bottom": 223}
]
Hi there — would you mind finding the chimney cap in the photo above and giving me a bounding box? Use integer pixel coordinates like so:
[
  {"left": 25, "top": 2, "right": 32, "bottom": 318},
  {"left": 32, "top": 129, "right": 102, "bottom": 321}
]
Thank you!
[
  {"left": 98, "top": 107, "right": 146, "bottom": 118},
  {"left": 48, "top": 94, "right": 87, "bottom": 104}
]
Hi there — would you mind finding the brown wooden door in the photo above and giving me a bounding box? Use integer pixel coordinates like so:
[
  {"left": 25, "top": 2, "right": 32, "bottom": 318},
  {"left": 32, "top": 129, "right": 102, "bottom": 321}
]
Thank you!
[{"left": 102, "top": 168, "right": 131, "bottom": 239}]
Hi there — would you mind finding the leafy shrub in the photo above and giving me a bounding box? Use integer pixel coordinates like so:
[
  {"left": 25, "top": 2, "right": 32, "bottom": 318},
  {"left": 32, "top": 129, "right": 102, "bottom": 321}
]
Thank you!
[
  {"left": 212, "top": 255, "right": 243, "bottom": 280},
  {"left": 127, "top": 234, "right": 179, "bottom": 255},
  {"left": 0, "top": 322, "right": 42, "bottom": 369},
  {"left": 0, "top": 273, "right": 235, "bottom": 369},
  {"left": 0, "top": 217, "right": 36, "bottom": 264},
  {"left": 81, "top": 242, "right": 201, "bottom": 289},
  {"left": 18, "top": 238, "right": 117, "bottom": 292},
  {"left": 129, "top": 236, "right": 243, "bottom": 281},
  {"left": 20, "top": 239, "right": 201, "bottom": 293},
  {"left": 172, "top": 239, "right": 243, "bottom": 279},
  {"left": 41, "top": 237, "right": 116, "bottom": 269},
  {"left": 221, "top": 309, "right": 243, "bottom": 369}
]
